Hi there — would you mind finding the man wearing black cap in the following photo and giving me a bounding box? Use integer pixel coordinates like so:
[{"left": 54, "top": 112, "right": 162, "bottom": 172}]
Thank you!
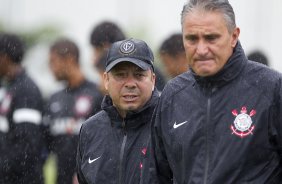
[
  {"left": 76, "top": 38, "right": 159, "bottom": 184},
  {"left": 90, "top": 20, "right": 167, "bottom": 92}
]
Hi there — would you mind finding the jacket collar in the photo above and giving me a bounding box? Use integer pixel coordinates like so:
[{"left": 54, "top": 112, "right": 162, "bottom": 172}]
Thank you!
[
  {"left": 192, "top": 42, "right": 248, "bottom": 88},
  {"left": 6, "top": 69, "right": 26, "bottom": 86},
  {"left": 101, "top": 88, "right": 159, "bottom": 129}
]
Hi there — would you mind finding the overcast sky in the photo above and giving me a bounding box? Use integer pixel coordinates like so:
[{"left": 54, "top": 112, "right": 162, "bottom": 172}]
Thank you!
[
  {"left": 1, "top": 0, "right": 282, "bottom": 97},
  {"left": 1, "top": 0, "right": 281, "bottom": 62}
]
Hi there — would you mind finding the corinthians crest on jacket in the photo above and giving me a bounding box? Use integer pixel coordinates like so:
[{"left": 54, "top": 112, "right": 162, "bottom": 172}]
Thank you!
[{"left": 230, "top": 106, "right": 256, "bottom": 138}]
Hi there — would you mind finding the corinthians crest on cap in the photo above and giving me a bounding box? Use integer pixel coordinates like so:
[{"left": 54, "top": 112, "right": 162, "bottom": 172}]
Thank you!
[
  {"left": 119, "top": 40, "right": 135, "bottom": 54},
  {"left": 230, "top": 106, "right": 256, "bottom": 138}
]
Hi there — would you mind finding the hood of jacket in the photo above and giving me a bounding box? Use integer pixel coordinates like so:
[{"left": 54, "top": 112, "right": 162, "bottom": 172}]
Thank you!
[{"left": 192, "top": 41, "right": 248, "bottom": 88}]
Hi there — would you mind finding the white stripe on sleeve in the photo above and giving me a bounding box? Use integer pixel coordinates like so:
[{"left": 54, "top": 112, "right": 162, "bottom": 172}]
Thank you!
[
  {"left": 13, "top": 108, "right": 42, "bottom": 125},
  {"left": 0, "top": 116, "right": 9, "bottom": 133}
]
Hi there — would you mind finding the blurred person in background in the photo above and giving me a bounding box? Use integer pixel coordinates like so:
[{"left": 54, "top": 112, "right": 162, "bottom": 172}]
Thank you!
[
  {"left": 77, "top": 38, "right": 159, "bottom": 184},
  {"left": 248, "top": 50, "right": 269, "bottom": 66},
  {"left": 90, "top": 20, "right": 126, "bottom": 66},
  {"left": 0, "top": 33, "right": 44, "bottom": 184},
  {"left": 159, "top": 33, "right": 189, "bottom": 78},
  {"left": 90, "top": 20, "right": 167, "bottom": 91},
  {"left": 43, "top": 38, "right": 103, "bottom": 184},
  {"left": 94, "top": 53, "right": 107, "bottom": 95}
]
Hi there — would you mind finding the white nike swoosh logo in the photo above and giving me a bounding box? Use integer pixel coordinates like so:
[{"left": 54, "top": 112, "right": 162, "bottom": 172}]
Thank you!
[
  {"left": 173, "top": 121, "right": 188, "bottom": 129},
  {"left": 88, "top": 156, "right": 101, "bottom": 164}
]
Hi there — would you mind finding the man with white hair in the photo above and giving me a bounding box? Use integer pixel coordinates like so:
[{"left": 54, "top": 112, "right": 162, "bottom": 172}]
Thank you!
[{"left": 149, "top": 0, "right": 282, "bottom": 183}]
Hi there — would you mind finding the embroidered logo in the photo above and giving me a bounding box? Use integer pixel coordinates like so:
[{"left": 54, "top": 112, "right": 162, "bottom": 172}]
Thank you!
[
  {"left": 120, "top": 40, "right": 135, "bottom": 54},
  {"left": 88, "top": 156, "right": 101, "bottom": 164},
  {"left": 141, "top": 147, "right": 147, "bottom": 155},
  {"left": 230, "top": 106, "right": 256, "bottom": 138},
  {"left": 173, "top": 121, "right": 188, "bottom": 129},
  {"left": 74, "top": 95, "right": 92, "bottom": 117},
  {"left": 140, "top": 147, "right": 147, "bottom": 170}
]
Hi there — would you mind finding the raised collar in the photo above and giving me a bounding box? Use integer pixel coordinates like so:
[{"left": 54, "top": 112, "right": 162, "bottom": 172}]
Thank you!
[
  {"left": 192, "top": 42, "right": 248, "bottom": 88},
  {"left": 101, "top": 89, "right": 159, "bottom": 129}
]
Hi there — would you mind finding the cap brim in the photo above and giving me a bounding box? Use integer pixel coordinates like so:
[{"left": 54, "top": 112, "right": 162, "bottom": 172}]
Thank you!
[{"left": 105, "top": 58, "right": 151, "bottom": 72}]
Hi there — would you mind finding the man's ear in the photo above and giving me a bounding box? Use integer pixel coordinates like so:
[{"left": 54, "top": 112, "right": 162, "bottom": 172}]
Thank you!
[
  {"left": 103, "top": 72, "right": 109, "bottom": 91},
  {"left": 151, "top": 72, "right": 156, "bottom": 91},
  {"left": 231, "top": 27, "right": 240, "bottom": 48}
]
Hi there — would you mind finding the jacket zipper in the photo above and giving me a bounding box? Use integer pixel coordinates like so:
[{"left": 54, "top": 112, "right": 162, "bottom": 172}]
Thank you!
[
  {"left": 204, "top": 86, "right": 213, "bottom": 184},
  {"left": 119, "top": 119, "right": 127, "bottom": 184}
]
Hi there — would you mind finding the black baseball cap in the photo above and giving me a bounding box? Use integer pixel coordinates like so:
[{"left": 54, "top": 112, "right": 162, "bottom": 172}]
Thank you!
[{"left": 105, "top": 38, "right": 154, "bottom": 72}]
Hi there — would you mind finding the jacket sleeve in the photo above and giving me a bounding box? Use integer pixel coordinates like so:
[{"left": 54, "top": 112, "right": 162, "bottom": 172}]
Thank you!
[
  {"left": 271, "top": 77, "right": 282, "bottom": 158},
  {"left": 150, "top": 101, "right": 173, "bottom": 184},
  {"left": 6, "top": 86, "right": 44, "bottom": 174},
  {"left": 76, "top": 124, "right": 88, "bottom": 184},
  {"left": 41, "top": 99, "right": 55, "bottom": 153}
]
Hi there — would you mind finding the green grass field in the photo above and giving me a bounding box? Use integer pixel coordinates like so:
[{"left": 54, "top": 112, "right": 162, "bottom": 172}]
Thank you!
[{"left": 43, "top": 154, "right": 57, "bottom": 184}]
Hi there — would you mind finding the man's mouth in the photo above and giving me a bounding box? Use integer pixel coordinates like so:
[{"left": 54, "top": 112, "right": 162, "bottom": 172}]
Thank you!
[
  {"left": 122, "top": 95, "right": 138, "bottom": 102},
  {"left": 195, "top": 58, "right": 213, "bottom": 62}
]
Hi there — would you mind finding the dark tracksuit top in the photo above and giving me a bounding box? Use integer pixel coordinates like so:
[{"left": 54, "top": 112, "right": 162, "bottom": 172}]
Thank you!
[
  {"left": 77, "top": 89, "right": 159, "bottom": 184},
  {"left": 150, "top": 42, "right": 282, "bottom": 184},
  {"left": 0, "top": 70, "right": 44, "bottom": 184},
  {"left": 43, "top": 80, "right": 103, "bottom": 184}
]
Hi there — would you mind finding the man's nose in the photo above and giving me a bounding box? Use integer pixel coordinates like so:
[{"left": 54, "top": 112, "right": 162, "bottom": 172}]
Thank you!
[
  {"left": 124, "top": 75, "right": 137, "bottom": 88},
  {"left": 196, "top": 40, "right": 209, "bottom": 56}
]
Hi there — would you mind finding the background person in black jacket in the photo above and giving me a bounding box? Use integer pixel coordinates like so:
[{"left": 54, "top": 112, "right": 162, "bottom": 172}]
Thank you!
[
  {"left": 0, "top": 33, "right": 44, "bottom": 184},
  {"left": 159, "top": 33, "right": 189, "bottom": 79},
  {"left": 90, "top": 21, "right": 126, "bottom": 66},
  {"left": 247, "top": 50, "right": 269, "bottom": 66},
  {"left": 149, "top": 0, "right": 282, "bottom": 183},
  {"left": 77, "top": 38, "right": 159, "bottom": 184},
  {"left": 43, "top": 38, "right": 103, "bottom": 184}
]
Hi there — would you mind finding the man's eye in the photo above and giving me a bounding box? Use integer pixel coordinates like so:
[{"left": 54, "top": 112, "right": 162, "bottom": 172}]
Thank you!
[
  {"left": 114, "top": 72, "right": 126, "bottom": 77},
  {"left": 186, "top": 36, "right": 197, "bottom": 42},
  {"left": 135, "top": 73, "right": 146, "bottom": 78},
  {"left": 206, "top": 35, "right": 218, "bottom": 41}
]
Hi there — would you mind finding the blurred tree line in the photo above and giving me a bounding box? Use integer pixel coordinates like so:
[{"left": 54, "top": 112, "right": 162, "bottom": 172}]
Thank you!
[{"left": 0, "top": 21, "right": 62, "bottom": 49}]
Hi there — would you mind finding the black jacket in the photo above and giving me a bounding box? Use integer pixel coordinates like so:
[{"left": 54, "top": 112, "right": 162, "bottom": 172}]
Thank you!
[
  {"left": 77, "top": 89, "right": 159, "bottom": 184},
  {"left": 151, "top": 43, "right": 282, "bottom": 184},
  {"left": 0, "top": 70, "right": 44, "bottom": 184},
  {"left": 43, "top": 80, "right": 103, "bottom": 184}
]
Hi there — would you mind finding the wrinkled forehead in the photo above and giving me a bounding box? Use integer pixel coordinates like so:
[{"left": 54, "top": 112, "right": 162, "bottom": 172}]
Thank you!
[{"left": 183, "top": 9, "right": 229, "bottom": 31}]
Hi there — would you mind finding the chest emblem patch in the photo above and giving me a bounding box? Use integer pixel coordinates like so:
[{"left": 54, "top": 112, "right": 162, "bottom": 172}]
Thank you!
[
  {"left": 230, "top": 106, "right": 256, "bottom": 138},
  {"left": 74, "top": 95, "right": 92, "bottom": 117}
]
